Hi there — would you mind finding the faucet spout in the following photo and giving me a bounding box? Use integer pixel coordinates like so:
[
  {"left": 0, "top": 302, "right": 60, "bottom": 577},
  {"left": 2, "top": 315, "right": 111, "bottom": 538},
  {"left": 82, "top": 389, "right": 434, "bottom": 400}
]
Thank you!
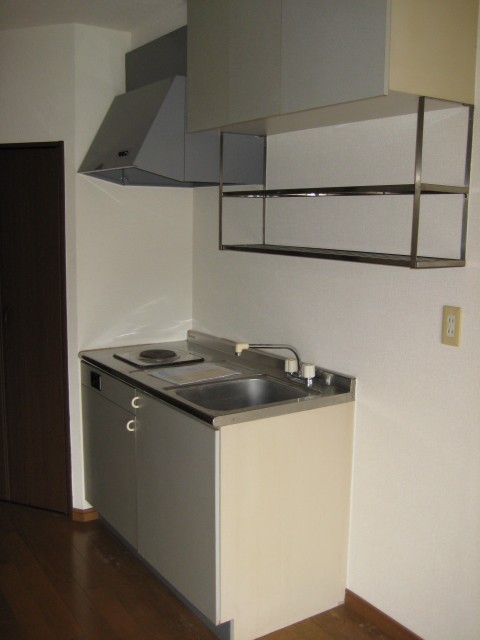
[
  {"left": 234, "top": 342, "right": 250, "bottom": 356},
  {"left": 235, "top": 342, "right": 302, "bottom": 375}
]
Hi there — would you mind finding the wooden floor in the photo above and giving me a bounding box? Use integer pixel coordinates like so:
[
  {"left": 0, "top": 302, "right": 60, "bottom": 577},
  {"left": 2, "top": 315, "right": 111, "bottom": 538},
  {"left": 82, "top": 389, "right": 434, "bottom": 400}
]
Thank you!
[{"left": 0, "top": 501, "right": 393, "bottom": 640}]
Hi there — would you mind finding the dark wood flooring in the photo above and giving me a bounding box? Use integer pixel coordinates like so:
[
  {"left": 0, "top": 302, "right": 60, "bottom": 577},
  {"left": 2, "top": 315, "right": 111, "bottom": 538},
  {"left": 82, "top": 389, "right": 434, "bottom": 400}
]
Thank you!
[{"left": 0, "top": 501, "right": 392, "bottom": 640}]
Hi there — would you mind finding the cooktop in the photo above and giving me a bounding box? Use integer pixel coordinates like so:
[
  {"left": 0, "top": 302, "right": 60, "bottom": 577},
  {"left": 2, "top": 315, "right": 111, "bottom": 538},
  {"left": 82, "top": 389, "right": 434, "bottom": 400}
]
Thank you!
[{"left": 113, "top": 347, "right": 204, "bottom": 369}]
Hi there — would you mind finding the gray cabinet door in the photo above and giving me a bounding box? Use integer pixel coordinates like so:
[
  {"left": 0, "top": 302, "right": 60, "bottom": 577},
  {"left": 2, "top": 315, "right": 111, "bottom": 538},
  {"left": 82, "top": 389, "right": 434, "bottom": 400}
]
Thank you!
[
  {"left": 82, "top": 383, "right": 137, "bottom": 547},
  {"left": 187, "top": 0, "right": 281, "bottom": 130},
  {"left": 228, "top": 0, "right": 282, "bottom": 123},
  {"left": 136, "top": 395, "right": 218, "bottom": 623},
  {"left": 281, "top": 0, "right": 389, "bottom": 113},
  {"left": 187, "top": 0, "right": 229, "bottom": 131},
  {"left": 187, "top": 0, "right": 390, "bottom": 130}
]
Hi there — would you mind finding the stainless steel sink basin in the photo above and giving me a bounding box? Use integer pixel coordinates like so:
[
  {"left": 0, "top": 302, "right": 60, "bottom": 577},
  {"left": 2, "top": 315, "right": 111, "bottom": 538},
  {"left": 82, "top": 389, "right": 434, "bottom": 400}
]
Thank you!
[{"left": 174, "top": 376, "right": 308, "bottom": 412}]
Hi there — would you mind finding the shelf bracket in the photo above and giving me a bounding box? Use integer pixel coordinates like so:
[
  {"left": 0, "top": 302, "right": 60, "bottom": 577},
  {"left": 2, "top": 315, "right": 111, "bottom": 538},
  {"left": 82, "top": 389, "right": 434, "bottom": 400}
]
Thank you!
[
  {"left": 460, "top": 104, "right": 474, "bottom": 262},
  {"left": 218, "top": 133, "right": 224, "bottom": 251},
  {"left": 410, "top": 96, "right": 425, "bottom": 268},
  {"left": 262, "top": 136, "right": 268, "bottom": 245}
]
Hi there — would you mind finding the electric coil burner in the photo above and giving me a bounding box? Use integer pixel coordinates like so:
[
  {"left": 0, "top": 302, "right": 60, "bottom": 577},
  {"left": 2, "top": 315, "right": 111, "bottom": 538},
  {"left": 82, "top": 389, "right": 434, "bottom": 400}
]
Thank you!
[
  {"left": 140, "top": 349, "right": 176, "bottom": 360},
  {"left": 114, "top": 346, "right": 204, "bottom": 368}
]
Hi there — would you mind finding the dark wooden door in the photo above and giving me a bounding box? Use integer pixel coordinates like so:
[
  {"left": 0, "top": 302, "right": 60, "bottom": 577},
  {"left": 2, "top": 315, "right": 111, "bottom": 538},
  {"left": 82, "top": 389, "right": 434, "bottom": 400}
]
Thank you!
[{"left": 0, "top": 142, "right": 70, "bottom": 513}]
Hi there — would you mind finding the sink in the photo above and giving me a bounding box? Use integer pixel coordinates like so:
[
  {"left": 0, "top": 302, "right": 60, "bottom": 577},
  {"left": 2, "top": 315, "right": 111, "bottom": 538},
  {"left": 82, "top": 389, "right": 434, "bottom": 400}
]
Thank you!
[{"left": 174, "top": 376, "right": 308, "bottom": 412}]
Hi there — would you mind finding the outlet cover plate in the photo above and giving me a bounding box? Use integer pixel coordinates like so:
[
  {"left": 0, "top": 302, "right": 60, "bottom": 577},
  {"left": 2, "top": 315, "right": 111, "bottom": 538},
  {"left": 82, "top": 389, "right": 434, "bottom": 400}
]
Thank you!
[{"left": 442, "top": 305, "right": 462, "bottom": 346}]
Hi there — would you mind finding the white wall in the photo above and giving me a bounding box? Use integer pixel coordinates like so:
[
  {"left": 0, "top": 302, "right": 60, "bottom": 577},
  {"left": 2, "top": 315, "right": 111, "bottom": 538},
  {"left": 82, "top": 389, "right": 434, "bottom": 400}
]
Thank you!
[
  {"left": 73, "top": 24, "right": 193, "bottom": 351},
  {"left": 75, "top": 180, "right": 193, "bottom": 350},
  {"left": 191, "top": 63, "right": 480, "bottom": 640},
  {"left": 0, "top": 23, "right": 195, "bottom": 509}
]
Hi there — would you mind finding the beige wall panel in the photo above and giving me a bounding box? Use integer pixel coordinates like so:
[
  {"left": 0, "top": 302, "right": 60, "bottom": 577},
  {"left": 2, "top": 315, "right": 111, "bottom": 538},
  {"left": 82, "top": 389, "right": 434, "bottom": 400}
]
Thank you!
[{"left": 389, "top": 0, "right": 478, "bottom": 103}]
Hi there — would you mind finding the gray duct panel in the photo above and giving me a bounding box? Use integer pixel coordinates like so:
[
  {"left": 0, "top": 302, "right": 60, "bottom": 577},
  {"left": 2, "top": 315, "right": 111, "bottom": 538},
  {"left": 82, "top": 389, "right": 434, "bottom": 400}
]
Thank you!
[
  {"left": 185, "top": 132, "right": 266, "bottom": 185},
  {"left": 185, "top": 129, "right": 221, "bottom": 183},
  {"left": 126, "top": 27, "right": 187, "bottom": 91},
  {"left": 222, "top": 133, "right": 265, "bottom": 185}
]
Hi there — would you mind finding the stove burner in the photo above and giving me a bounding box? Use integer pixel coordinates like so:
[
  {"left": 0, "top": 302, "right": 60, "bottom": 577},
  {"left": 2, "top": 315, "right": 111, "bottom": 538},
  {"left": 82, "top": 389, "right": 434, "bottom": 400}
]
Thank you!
[
  {"left": 113, "top": 347, "right": 204, "bottom": 368},
  {"left": 139, "top": 349, "right": 177, "bottom": 360}
]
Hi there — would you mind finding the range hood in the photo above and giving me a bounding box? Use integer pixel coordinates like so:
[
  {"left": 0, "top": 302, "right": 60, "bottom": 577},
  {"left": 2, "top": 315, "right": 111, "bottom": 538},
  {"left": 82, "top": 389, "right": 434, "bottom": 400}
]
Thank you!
[{"left": 78, "top": 30, "right": 264, "bottom": 187}]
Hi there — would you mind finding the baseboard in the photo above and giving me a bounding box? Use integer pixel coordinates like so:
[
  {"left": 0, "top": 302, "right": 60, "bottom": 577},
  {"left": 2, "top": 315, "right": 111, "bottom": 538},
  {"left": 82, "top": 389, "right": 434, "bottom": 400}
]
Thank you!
[
  {"left": 345, "top": 589, "right": 423, "bottom": 640},
  {"left": 70, "top": 507, "right": 99, "bottom": 523}
]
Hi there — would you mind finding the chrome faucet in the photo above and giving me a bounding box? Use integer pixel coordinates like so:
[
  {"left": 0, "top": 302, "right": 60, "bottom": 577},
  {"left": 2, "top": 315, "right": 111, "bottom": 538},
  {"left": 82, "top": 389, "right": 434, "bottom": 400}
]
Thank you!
[{"left": 235, "top": 342, "right": 316, "bottom": 386}]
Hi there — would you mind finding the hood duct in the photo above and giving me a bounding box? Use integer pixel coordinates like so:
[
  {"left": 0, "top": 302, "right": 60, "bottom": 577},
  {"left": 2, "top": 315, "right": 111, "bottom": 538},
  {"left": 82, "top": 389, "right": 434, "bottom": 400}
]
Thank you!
[{"left": 78, "top": 29, "right": 264, "bottom": 187}]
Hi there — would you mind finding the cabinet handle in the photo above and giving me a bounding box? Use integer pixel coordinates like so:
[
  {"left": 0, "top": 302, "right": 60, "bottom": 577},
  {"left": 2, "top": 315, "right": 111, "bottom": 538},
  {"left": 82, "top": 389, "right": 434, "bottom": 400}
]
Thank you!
[
  {"left": 126, "top": 419, "right": 136, "bottom": 432},
  {"left": 131, "top": 396, "right": 141, "bottom": 409}
]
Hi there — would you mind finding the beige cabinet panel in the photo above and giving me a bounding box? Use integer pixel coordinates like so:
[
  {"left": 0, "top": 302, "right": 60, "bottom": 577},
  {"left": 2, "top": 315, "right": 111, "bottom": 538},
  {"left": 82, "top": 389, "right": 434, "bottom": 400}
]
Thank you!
[
  {"left": 389, "top": 0, "right": 478, "bottom": 104},
  {"left": 219, "top": 402, "right": 354, "bottom": 640}
]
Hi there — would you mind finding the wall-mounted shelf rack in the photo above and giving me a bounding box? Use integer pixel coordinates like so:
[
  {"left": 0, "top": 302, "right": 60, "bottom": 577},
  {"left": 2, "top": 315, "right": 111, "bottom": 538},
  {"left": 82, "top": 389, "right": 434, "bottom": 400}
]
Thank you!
[{"left": 219, "top": 97, "right": 473, "bottom": 269}]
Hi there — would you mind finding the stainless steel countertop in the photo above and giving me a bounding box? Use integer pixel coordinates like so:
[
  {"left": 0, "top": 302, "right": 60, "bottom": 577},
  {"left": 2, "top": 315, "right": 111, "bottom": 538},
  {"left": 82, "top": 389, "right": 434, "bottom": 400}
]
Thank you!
[{"left": 79, "top": 330, "right": 356, "bottom": 428}]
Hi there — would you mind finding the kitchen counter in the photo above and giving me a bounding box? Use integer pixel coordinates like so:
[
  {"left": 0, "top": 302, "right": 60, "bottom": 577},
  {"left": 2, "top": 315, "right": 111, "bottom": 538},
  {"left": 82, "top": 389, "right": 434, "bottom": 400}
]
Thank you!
[{"left": 79, "top": 330, "right": 355, "bottom": 428}]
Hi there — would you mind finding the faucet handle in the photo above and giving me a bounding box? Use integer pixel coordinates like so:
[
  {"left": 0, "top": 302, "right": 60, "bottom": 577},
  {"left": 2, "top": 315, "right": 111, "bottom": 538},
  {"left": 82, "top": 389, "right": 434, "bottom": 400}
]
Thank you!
[
  {"left": 284, "top": 358, "right": 297, "bottom": 373},
  {"left": 301, "top": 363, "right": 316, "bottom": 380}
]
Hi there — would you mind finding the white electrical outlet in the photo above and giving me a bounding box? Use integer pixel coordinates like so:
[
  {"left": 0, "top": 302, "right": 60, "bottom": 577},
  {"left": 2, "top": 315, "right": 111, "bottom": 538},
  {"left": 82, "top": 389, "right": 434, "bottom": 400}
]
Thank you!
[{"left": 442, "top": 306, "right": 462, "bottom": 346}]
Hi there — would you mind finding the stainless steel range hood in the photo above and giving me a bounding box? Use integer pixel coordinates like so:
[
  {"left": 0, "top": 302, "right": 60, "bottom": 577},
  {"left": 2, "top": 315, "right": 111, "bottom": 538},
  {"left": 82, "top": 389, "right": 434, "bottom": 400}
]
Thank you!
[
  {"left": 78, "top": 75, "right": 220, "bottom": 187},
  {"left": 78, "top": 30, "right": 264, "bottom": 187}
]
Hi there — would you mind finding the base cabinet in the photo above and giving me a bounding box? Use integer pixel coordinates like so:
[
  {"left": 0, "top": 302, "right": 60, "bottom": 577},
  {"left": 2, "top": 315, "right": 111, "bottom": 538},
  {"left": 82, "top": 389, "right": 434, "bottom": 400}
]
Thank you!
[
  {"left": 82, "top": 364, "right": 354, "bottom": 640},
  {"left": 134, "top": 397, "right": 354, "bottom": 640}
]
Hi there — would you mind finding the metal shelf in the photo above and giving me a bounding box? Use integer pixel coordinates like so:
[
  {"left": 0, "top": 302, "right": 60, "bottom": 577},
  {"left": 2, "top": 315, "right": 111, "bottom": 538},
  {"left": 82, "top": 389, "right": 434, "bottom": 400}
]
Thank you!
[
  {"left": 222, "top": 244, "right": 466, "bottom": 269},
  {"left": 222, "top": 183, "right": 469, "bottom": 198},
  {"left": 219, "top": 97, "right": 474, "bottom": 269}
]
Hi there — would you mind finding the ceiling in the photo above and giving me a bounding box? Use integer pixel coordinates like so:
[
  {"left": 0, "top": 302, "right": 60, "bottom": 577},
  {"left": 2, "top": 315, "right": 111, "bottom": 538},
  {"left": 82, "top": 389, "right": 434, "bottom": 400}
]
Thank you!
[{"left": 0, "top": 0, "right": 186, "bottom": 33}]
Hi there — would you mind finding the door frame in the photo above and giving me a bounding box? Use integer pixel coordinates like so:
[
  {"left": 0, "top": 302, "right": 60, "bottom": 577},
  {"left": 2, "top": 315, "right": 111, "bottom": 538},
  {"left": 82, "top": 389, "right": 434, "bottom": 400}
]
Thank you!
[{"left": 0, "top": 141, "right": 72, "bottom": 513}]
